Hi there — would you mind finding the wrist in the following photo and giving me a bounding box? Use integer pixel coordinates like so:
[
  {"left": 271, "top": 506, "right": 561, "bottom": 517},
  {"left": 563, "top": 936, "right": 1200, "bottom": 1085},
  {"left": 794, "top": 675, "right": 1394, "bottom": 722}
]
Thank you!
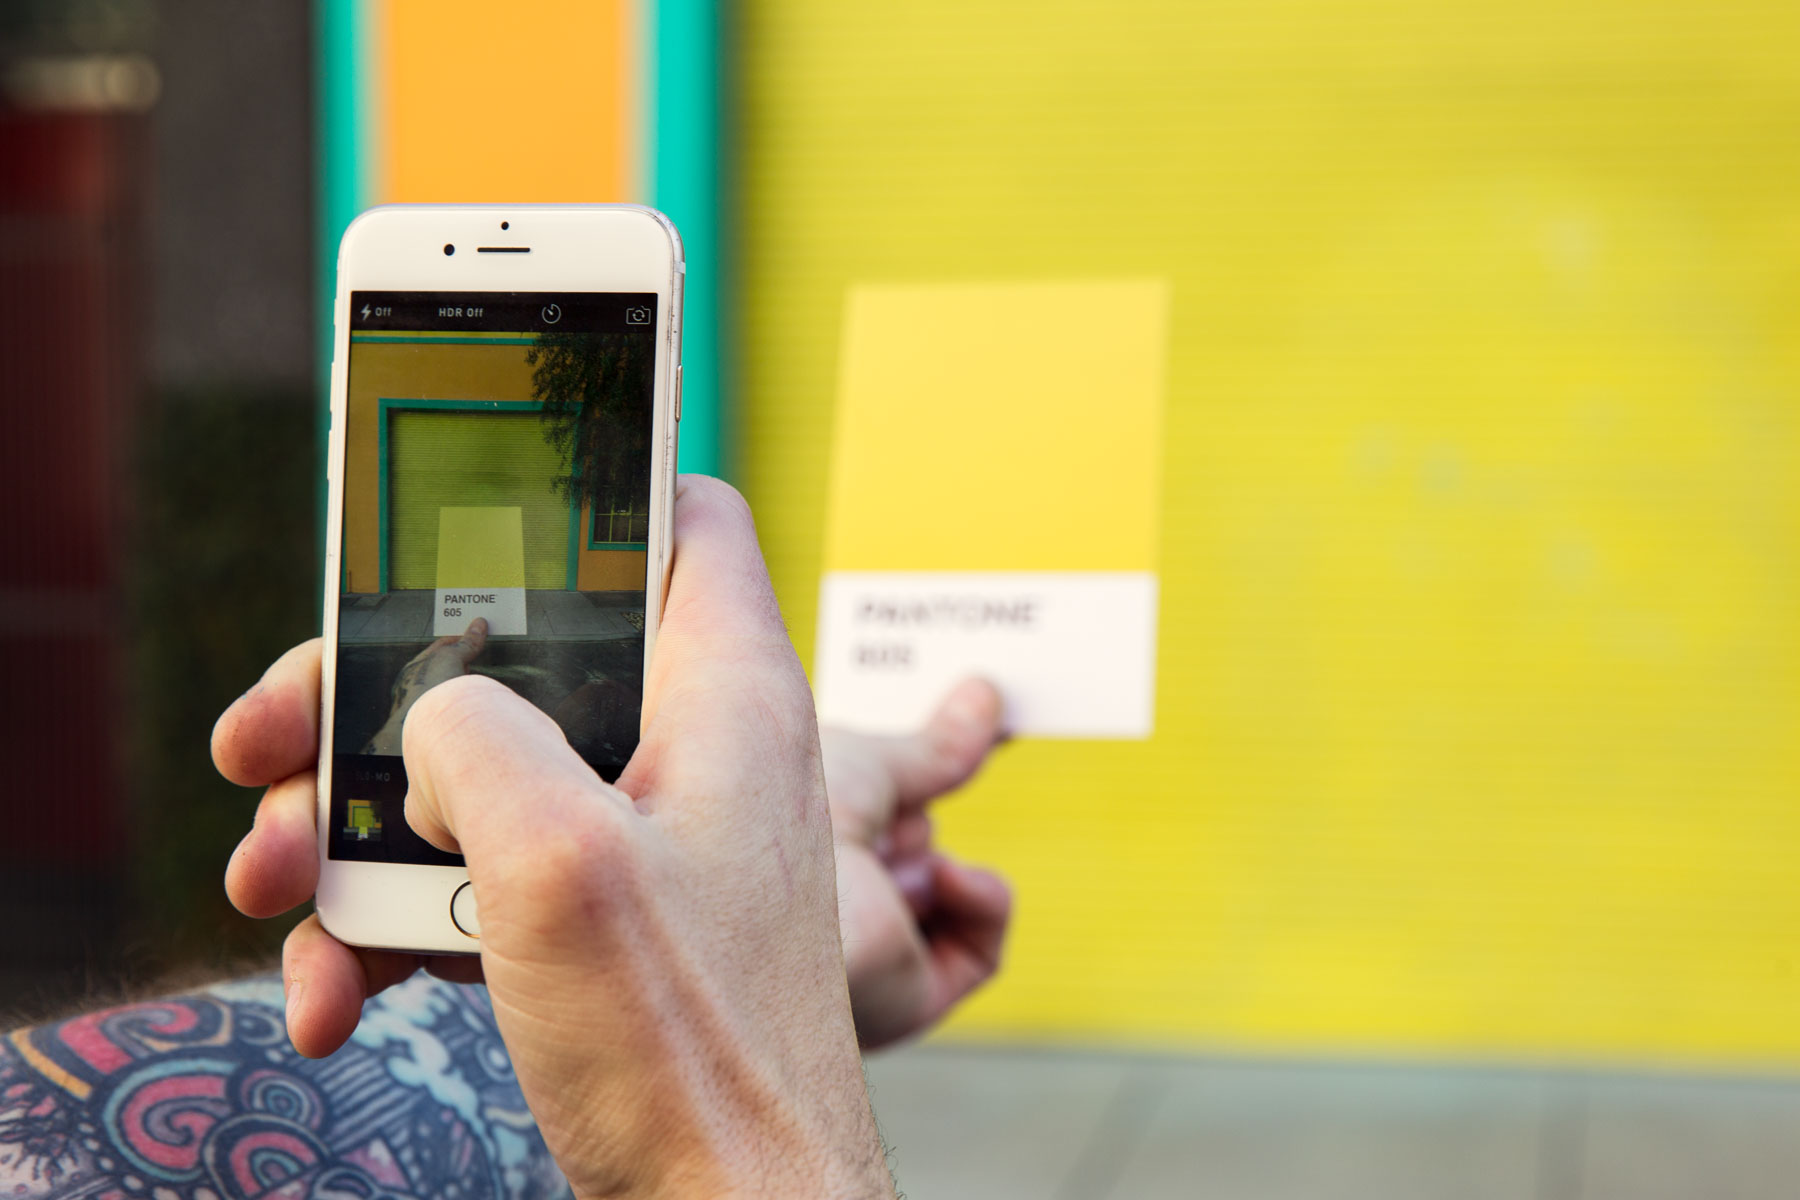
[
  {"left": 563, "top": 1061, "right": 894, "bottom": 1200},
  {"left": 540, "top": 955, "right": 892, "bottom": 1200},
  {"left": 686, "top": 1017, "right": 894, "bottom": 1199}
]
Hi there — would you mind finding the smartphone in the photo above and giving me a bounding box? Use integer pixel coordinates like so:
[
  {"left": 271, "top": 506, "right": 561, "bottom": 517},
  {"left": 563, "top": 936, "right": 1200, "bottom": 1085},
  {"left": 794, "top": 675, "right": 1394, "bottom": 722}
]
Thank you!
[{"left": 315, "top": 204, "right": 683, "bottom": 953}]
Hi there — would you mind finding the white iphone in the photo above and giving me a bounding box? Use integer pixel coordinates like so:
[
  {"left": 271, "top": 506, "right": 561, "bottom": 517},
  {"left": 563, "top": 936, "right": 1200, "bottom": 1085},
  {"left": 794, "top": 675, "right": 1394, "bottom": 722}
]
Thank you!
[{"left": 315, "top": 204, "right": 683, "bottom": 953}]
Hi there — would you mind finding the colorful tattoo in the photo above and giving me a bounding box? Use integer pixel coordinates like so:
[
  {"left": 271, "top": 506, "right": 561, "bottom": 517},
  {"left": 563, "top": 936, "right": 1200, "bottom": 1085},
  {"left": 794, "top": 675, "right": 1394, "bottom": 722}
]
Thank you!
[{"left": 0, "top": 973, "right": 570, "bottom": 1200}]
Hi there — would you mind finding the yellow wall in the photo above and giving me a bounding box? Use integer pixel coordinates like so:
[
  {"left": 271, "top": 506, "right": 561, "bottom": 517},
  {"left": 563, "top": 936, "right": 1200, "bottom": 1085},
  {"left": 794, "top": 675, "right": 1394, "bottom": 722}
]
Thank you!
[
  {"left": 740, "top": 0, "right": 1800, "bottom": 1067},
  {"left": 342, "top": 340, "right": 644, "bottom": 594}
]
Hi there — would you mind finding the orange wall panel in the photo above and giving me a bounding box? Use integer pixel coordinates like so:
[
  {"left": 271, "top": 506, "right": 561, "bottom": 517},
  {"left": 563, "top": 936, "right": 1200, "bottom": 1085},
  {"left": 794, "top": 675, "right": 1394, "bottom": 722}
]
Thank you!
[
  {"left": 376, "top": 0, "right": 636, "bottom": 203},
  {"left": 576, "top": 541, "right": 649, "bottom": 591}
]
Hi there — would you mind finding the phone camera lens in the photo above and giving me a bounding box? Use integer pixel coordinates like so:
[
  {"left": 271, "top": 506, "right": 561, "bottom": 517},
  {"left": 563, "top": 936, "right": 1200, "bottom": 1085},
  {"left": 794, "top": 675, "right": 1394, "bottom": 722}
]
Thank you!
[
  {"left": 500, "top": 220, "right": 510, "bottom": 230},
  {"left": 443, "top": 243, "right": 455, "bottom": 256}
]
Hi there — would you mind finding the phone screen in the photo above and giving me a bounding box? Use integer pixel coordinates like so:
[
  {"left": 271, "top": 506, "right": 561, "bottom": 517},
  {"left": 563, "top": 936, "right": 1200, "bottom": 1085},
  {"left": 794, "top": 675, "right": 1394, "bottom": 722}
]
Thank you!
[{"left": 328, "top": 291, "right": 659, "bottom": 865}]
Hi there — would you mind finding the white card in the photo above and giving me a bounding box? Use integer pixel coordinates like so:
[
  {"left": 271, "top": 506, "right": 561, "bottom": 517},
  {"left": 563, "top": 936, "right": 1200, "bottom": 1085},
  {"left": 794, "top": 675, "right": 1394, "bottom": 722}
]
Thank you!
[
  {"left": 815, "top": 571, "right": 1158, "bottom": 739},
  {"left": 433, "top": 586, "right": 527, "bottom": 637}
]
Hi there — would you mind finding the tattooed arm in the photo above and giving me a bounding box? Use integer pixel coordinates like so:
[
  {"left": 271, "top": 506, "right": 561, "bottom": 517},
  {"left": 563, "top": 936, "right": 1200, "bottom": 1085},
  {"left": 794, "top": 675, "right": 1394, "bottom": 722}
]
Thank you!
[
  {"left": 0, "top": 679, "right": 1011, "bottom": 1200},
  {"left": 0, "top": 973, "right": 569, "bottom": 1200}
]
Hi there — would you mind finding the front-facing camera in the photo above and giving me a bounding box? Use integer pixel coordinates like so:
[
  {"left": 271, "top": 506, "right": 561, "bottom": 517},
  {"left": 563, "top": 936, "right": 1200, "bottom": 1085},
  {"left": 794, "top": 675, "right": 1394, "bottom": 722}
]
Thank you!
[{"left": 443, "top": 243, "right": 455, "bottom": 256}]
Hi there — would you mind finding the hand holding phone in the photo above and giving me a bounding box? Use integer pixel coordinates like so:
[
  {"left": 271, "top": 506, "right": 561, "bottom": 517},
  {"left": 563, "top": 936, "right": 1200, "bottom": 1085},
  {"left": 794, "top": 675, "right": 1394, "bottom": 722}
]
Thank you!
[
  {"left": 221, "top": 479, "right": 898, "bottom": 1197},
  {"left": 218, "top": 625, "right": 1015, "bottom": 1054}
]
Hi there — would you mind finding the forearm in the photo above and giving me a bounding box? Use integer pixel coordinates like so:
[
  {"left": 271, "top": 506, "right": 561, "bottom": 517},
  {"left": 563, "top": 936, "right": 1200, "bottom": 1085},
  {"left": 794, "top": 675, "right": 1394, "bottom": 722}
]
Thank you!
[
  {"left": 0, "top": 970, "right": 891, "bottom": 1200},
  {"left": 0, "top": 971, "right": 570, "bottom": 1200},
  {"left": 501, "top": 924, "right": 896, "bottom": 1200}
]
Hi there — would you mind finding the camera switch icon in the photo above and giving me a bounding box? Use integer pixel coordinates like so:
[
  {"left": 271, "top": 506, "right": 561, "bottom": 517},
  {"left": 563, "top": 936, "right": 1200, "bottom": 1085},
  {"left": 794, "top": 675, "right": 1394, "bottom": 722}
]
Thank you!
[{"left": 625, "top": 306, "right": 651, "bottom": 325}]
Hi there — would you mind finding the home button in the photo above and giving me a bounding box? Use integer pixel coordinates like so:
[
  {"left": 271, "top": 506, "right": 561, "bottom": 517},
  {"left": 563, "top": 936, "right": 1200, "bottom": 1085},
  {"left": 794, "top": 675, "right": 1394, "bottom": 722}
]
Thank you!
[{"left": 450, "top": 881, "right": 481, "bottom": 939}]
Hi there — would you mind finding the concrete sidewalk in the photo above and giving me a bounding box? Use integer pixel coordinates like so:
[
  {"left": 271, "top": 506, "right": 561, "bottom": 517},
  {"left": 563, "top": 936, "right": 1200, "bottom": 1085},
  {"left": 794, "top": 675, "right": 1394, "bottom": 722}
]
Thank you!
[
  {"left": 338, "top": 589, "right": 643, "bottom": 642},
  {"left": 865, "top": 1045, "right": 1800, "bottom": 1199}
]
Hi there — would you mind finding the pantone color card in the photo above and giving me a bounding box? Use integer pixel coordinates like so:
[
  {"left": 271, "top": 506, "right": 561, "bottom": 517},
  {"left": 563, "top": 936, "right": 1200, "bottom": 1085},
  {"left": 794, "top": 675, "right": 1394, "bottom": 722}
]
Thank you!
[
  {"left": 815, "top": 281, "right": 1169, "bottom": 738},
  {"left": 434, "top": 506, "right": 528, "bottom": 636}
]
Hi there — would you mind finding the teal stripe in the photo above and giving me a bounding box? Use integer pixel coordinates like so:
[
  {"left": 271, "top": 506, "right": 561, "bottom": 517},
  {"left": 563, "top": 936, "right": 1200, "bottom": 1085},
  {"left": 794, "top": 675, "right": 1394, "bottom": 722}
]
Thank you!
[
  {"left": 376, "top": 395, "right": 389, "bottom": 593},
  {"left": 379, "top": 399, "right": 546, "bottom": 412},
  {"left": 318, "top": 0, "right": 370, "bottom": 603},
  {"left": 650, "top": 0, "right": 725, "bottom": 479},
  {"left": 565, "top": 475, "right": 583, "bottom": 590},
  {"left": 316, "top": 0, "right": 368, "bottom": 273}
]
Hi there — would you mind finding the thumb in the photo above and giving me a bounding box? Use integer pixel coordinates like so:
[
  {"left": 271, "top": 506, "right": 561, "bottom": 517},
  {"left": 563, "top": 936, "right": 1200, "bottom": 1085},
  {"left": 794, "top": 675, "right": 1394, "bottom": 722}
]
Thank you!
[
  {"left": 880, "top": 678, "right": 1007, "bottom": 808},
  {"left": 400, "top": 674, "right": 632, "bottom": 878},
  {"left": 448, "top": 616, "right": 489, "bottom": 664}
]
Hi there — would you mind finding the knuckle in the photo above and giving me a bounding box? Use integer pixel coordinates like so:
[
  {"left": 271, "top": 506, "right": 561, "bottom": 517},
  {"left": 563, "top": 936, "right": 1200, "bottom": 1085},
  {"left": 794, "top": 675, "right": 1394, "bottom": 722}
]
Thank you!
[
  {"left": 678, "top": 472, "right": 749, "bottom": 514},
  {"left": 489, "top": 804, "right": 643, "bottom": 925},
  {"left": 529, "top": 823, "right": 616, "bottom": 885},
  {"left": 988, "top": 886, "right": 1015, "bottom": 935},
  {"left": 262, "top": 773, "right": 316, "bottom": 834},
  {"left": 400, "top": 789, "right": 455, "bottom": 854},
  {"left": 676, "top": 474, "right": 756, "bottom": 537},
  {"left": 412, "top": 671, "right": 506, "bottom": 723},
  {"left": 212, "top": 693, "right": 289, "bottom": 785},
  {"left": 404, "top": 675, "right": 511, "bottom": 766}
]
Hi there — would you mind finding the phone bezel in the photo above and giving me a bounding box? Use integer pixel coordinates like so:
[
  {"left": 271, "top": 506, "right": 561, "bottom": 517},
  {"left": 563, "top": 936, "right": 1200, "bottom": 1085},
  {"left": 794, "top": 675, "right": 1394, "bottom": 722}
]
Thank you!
[{"left": 315, "top": 204, "right": 683, "bottom": 954}]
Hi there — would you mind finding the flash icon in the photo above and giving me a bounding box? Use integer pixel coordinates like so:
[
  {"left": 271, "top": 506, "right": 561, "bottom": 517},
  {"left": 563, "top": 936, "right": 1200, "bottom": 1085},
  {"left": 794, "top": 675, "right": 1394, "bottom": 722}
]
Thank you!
[{"left": 360, "top": 303, "right": 371, "bottom": 320}]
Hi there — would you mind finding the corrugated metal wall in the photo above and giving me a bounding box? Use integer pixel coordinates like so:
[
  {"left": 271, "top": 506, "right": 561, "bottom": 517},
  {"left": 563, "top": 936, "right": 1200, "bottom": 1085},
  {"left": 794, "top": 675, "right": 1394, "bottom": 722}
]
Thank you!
[
  {"left": 738, "top": 0, "right": 1800, "bottom": 1066},
  {"left": 387, "top": 411, "right": 571, "bottom": 591}
]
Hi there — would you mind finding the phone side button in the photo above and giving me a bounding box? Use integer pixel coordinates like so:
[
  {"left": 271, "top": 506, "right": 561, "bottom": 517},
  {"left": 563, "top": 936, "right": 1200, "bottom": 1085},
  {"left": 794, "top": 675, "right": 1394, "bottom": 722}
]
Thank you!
[
  {"left": 450, "top": 881, "right": 481, "bottom": 939},
  {"left": 674, "top": 364, "right": 683, "bottom": 423}
]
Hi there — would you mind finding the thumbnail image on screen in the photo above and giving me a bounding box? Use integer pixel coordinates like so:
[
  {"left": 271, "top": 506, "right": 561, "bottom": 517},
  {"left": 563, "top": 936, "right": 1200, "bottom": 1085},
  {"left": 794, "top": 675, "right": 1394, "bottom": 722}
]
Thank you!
[{"left": 329, "top": 291, "right": 658, "bottom": 865}]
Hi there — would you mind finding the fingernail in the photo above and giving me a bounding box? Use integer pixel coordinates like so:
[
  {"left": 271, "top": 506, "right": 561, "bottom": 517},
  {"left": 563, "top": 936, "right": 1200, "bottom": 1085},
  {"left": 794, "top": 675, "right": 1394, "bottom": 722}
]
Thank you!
[
  {"left": 892, "top": 858, "right": 934, "bottom": 913},
  {"left": 285, "top": 977, "right": 304, "bottom": 1033},
  {"left": 946, "top": 685, "right": 987, "bottom": 722}
]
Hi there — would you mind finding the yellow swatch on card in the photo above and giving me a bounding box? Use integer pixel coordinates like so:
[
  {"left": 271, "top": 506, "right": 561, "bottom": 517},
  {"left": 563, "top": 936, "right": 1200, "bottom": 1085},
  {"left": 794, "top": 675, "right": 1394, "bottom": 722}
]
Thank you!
[
  {"left": 433, "top": 507, "right": 529, "bottom": 636},
  {"left": 823, "top": 281, "right": 1169, "bottom": 573},
  {"left": 435, "top": 506, "right": 526, "bottom": 588}
]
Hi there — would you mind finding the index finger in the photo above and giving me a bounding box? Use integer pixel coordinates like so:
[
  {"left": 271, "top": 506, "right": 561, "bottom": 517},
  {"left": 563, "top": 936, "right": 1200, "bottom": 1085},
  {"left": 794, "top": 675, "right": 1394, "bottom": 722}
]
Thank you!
[
  {"left": 212, "top": 638, "right": 322, "bottom": 787},
  {"left": 626, "top": 476, "right": 821, "bottom": 789},
  {"left": 922, "top": 857, "right": 1012, "bottom": 1017},
  {"left": 645, "top": 476, "right": 800, "bottom": 692}
]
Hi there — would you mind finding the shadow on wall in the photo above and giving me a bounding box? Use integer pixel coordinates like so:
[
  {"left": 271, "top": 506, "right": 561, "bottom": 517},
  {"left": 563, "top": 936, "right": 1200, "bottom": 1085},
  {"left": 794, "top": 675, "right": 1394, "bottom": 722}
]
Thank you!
[{"left": 121, "top": 387, "right": 320, "bottom": 999}]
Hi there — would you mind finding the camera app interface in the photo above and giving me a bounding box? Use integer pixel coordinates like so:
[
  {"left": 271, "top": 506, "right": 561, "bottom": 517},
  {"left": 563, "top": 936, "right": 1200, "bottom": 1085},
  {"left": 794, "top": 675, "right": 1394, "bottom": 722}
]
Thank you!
[{"left": 330, "top": 291, "right": 657, "bottom": 865}]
